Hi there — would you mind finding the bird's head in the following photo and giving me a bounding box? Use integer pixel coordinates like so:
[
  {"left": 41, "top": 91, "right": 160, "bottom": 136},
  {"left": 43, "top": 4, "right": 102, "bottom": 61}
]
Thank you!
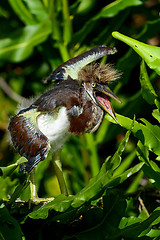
[
  {"left": 47, "top": 46, "right": 122, "bottom": 123},
  {"left": 79, "top": 63, "right": 122, "bottom": 123}
]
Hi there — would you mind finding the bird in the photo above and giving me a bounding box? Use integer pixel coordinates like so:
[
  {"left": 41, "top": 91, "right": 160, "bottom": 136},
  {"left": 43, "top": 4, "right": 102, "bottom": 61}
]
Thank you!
[{"left": 8, "top": 46, "right": 122, "bottom": 200}]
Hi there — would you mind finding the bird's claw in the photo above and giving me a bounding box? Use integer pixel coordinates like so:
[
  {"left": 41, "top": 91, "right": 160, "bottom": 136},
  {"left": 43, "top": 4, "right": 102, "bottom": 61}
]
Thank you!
[{"left": 29, "top": 197, "right": 55, "bottom": 207}]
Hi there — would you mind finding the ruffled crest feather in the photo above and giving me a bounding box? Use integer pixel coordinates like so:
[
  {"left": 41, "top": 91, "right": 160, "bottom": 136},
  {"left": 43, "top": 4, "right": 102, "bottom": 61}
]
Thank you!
[{"left": 78, "top": 63, "right": 121, "bottom": 84}]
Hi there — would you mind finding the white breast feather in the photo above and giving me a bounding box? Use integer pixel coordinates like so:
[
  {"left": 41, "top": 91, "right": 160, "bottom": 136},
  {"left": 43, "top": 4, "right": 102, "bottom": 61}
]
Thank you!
[{"left": 37, "top": 107, "right": 70, "bottom": 151}]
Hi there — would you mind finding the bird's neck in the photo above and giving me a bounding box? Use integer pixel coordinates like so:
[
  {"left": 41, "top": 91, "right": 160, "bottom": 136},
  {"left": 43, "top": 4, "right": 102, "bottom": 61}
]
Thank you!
[{"left": 68, "top": 87, "right": 104, "bottom": 135}]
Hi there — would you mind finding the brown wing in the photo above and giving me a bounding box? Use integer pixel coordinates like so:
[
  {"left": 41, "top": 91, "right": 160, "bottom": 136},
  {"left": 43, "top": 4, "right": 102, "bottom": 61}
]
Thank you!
[{"left": 8, "top": 110, "right": 50, "bottom": 173}]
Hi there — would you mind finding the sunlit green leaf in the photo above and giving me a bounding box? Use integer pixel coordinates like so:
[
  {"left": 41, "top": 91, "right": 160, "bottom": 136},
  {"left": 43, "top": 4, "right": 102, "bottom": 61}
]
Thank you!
[
  {"left": 141, "top": 118, "right": 160, "bottom": 152},
  {"left": 152, "top": 109, "right": 160, "bottom": 123},
  {"left": 28, "top": 195, "right": 74, "bottom": 219},
  {"left": 112, "top": 31, "right": 160, "bottom": 75},
  {"left": 76, "top": 0, "right": 96, "bottom": 15},
  {"left": 94, "top": 0, "right": 142, "bottom": 19},
  {"left": 140, "top": 60, "right": 159, "bottom": 107},
  {"left": 29, "top": 161, "right": 143, "bottom": 220},
  {"left": 71, "top": 162, "right": 143, "bottom": 208},
  {"left": 0, "top": 157, "right": 27, "bottom": 177},
  {"left": 117, "top": 207, "right": 160, "bottom": 238},
  {"left": 146, "top": 229, "right": 160, "bottom": 238},
  {"left": 0, "top": 177, "right": 18, "bottom": 200},
  {"left": 106, "top": 114, "right": 160, "bottom": 156}
]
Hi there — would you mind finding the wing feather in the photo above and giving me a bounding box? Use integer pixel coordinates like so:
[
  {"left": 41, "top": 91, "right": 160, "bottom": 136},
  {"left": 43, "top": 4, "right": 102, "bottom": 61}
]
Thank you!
[{"left": 47, "top": 46, "right": 117, "bottom": 83}]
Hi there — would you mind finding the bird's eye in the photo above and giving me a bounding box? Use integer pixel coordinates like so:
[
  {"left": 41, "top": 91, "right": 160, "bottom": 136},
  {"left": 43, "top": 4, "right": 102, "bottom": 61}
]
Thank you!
[{"left": 91, "top": 82, "right": 96, "bottom": 88}]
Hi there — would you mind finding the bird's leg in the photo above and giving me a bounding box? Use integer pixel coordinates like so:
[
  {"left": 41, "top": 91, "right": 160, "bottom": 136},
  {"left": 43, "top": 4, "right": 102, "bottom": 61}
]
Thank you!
[
  {"left": 52, "top": 150, "right": 68, "bottom": 196},
  {"left": 29, "top": 168, "right": 38, "bottom": 201},
  {"left": 29, "top": 168, "right": 55, "bottom": 204}
]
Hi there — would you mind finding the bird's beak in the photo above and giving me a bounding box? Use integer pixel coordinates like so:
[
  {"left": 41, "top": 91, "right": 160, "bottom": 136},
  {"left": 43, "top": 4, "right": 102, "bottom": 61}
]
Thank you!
[{"left": 94, "top": 83, "right": 122, "bottom": 124}]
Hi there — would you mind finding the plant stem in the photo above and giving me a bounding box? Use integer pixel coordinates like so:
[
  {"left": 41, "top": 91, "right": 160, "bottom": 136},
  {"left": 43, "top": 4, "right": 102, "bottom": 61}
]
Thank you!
[
  {"left": 0, "top": 77, "right": 25, "bottom": 103},
  {"left": 49, "top": 0, "right": 70, "bottom": 62},
  {"left": 85, "top": 133, "right": 100, "bottom": 177},
  {"left": 138, "top": 196, "right": 150, "bottom": 217},
  {"left": 48, "top": 0, "right": 60, "bottom": 41},
  {"left": 52, "top": 150, "right": 68, "bottom": 196},
  {"left": 62, "top": 0, "right": 72, "bottom": 45},
  {"left": 58, "top": 43, "right": 70, "bottom": 62}
]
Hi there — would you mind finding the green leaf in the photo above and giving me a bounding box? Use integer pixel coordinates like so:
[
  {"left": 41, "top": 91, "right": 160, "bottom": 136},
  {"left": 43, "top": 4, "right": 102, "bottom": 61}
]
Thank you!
[
  {"left": 94, "top": 0, "right": 142, "bottom": 19},
  {"left": 73, "top": 0, "right": 141, "bottom": 45},
  {"left": 116, "top": 207, "right": 160, "bottom": 238},
  {"left": 75, "top": 189, "right": 127, "bottom": 240},
  {"left": 140, "top": 60, "right": 159, "bottom": 106},
  {"left": 0, "top": 157, "right": 27, "bottom": 177},
  {"left": 112, "top": 31, "right": 160, "bottom": 75},
  {"left": 141, "top": 118, "right": 160, "bottom": 154},
  {"left": 71, "top": 162, "right": 143, "bottom": 208},
  {"left": 146, "top": 229, "right": 160, "bottom": 238},
  {"left": 137, "top": 141, "right": 160, "bottom": 190},
  {"left": 113, "top": 150, "right": 137, "bottom": 177},
  {"left": 76, "top": 0, "right": 96, "bottom": 15},
  {"left": 142, "top": 164, "right": 160, "bottom": 190},
  {"left": 126, "top": 170, "right": 144, "bottom": 194},
  {"left": 8, "top": 0, "right": 36, "bottom": 25},
  {"left": 0, "top": 177, "right": 18, "bottom": 200},
  {"left": 28, "top": 160, "right": 143, "bottom": 220},
  {"left": 152, "top": 109, "right": 160, "bottom": 123},
  {"left": 23, "top": 0, "right": 49, "bottom": 22},
  {"left": 136, "top": 141, "right": 150, "bottom": 166},
  {"left": 115, "top": 162, "right": 144, "bottom": 184},
  {"left": 0, "top": 202, "right": 24, "bottom": 240},
  {"left": 71, "top": 123, "right": 136, "bottom": 208},
  {"left": 28, "top": 195, "right": 74, "bottom": 219},
  {"left": 71, "top": 158, "right": 110, "bottom": 208},
  {"left": 10, "top": 177, "right": 29, "bottom": 204},
  {"left": 0, "top": 21, "right": 51, "bottom": 62},
  {"left": 106, "top": 114, "right": 160, "bottom": 156}
]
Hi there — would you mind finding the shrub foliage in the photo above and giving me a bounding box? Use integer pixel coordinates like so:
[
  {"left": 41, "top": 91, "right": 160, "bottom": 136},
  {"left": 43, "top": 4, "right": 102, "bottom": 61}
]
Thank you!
[{"left": 0, "top": 0, "right": 160, "bottom": 239}]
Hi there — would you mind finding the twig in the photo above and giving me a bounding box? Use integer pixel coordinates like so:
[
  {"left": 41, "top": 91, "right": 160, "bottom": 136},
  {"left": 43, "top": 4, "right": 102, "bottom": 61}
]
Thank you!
[
  {"left": 138, "top": 196, "right": 150, "bottom": 217},
  {"left": 52, "top": 150, "right": 68, "bottom": 196},
  {"left": 0, "top": 77, "right": 25, "bottom": 103}
]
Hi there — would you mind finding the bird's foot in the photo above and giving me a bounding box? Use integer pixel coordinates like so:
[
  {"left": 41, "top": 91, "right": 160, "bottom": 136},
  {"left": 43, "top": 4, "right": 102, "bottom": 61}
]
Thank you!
[{"left": 29, "top": 197, "right": 55, "bottom": 207}]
